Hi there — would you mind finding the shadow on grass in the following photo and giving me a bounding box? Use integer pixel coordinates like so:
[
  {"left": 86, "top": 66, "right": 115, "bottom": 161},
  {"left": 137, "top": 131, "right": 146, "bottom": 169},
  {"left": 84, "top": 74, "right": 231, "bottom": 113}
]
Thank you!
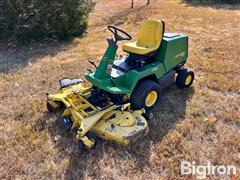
[
  {"left": 0, "top": 38, "right": 79, "bottom": 73},
  {"left": 122, "top": 85, "right": 195, "bottom": 169},
  {"left": 182, "top": 1, "right": 239, "bottom": 10},
  {"left": 36, "top": 84, "right": 195, "bottom": 178},
  {"left": 0, "top": 3, "right": 149, "bottom": 74},
  {"left": 35, "top": 110, "right": 108, "bottom": 179}
]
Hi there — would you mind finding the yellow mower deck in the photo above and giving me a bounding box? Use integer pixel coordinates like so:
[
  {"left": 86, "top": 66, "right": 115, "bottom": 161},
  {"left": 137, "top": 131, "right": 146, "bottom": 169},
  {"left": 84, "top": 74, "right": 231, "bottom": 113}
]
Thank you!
[
  {"left": 46, "top": 83, "right": 148, "bottom": 148},
  {"left": 92, "top": 110, "right": 148, "bottom": 145}
]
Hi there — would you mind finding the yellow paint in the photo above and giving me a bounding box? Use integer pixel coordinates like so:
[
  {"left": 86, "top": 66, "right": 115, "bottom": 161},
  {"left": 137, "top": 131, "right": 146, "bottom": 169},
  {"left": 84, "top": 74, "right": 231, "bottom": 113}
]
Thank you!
[
  {"left": 145, "top": 91, "right": 158, "bottom": 107},
  {"left": 62, "top": 109, "right": 71, "bottom": 117},
  {"left": 77, "top": 106, "right": 116, "bottom": 136},
  {"left": 121, "top": 103, "right": 130, "bottom": 111},
  {"left": 175, "top": 51, "right": 186, "bottom": 60},
  {"left": 78, "top": 136, "right": 95, "bottom": 149},
  {"left": 48, "top": 100, "right": 59, "bottom": 109},
  {"left": 122, "top": 19, "right": 164, "bottom": 55},
  {"left": 47, "top": 82, "right": 148, "bottom": 146},
  {"left": 92, "top": 109, "right": 148, "bottom": 145},
  {"left": 103, "top": 110, "right": 136, "bottom": 127},
  {"left": 185, "top": 75, "right": 192, "bottom": 85}
]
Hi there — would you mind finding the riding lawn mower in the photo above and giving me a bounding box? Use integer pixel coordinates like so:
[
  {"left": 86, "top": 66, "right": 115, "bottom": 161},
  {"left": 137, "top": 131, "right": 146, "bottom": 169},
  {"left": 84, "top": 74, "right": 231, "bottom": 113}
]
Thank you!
[{"left": 46, "top": 19, "right": 195, "bottom": 151}]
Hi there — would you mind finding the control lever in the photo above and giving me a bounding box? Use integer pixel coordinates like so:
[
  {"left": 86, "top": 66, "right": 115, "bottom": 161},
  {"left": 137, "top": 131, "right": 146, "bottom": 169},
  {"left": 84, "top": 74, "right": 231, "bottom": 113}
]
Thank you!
[{"left": 88, "top": 60, "right": 97, "bottom": 69}]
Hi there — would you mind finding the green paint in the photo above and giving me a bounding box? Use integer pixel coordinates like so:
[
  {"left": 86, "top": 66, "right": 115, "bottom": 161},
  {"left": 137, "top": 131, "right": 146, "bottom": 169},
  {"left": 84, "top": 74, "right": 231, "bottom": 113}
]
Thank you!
[
  {"left": 85, "top": 34, "right": 188, "bottom": 95},
  {"left": 155, "top": 35, "right": 188, "bottom": 71},
  {"left": 94, "top": 41, "right": 117, "bottom": 79}
]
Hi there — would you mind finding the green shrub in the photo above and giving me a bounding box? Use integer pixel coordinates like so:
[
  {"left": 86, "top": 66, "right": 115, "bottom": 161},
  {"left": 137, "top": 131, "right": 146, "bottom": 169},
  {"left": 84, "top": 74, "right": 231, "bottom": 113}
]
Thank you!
[
  {"left": 184, "top": 0, "right": 239, "bottom": 4},
  {"left": 0, "top": 0, "right": 94, "bottom": 42}
]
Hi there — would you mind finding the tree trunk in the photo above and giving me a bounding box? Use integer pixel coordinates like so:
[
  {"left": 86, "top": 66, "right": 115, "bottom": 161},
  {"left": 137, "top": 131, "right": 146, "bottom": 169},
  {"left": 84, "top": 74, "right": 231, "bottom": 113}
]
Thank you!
[
  {"left": 146, "top": 0, "right": 150, "bottom": 5},
  {"left": 131, "top": 0, "right": 134, "bottom": 8}
]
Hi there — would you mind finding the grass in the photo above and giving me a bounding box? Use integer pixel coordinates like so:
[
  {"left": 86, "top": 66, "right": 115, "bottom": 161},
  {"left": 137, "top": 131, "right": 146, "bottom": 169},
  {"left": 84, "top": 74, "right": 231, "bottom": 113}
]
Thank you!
[{"left": 0, "top": 0, "right": 239, "bottom": 179}]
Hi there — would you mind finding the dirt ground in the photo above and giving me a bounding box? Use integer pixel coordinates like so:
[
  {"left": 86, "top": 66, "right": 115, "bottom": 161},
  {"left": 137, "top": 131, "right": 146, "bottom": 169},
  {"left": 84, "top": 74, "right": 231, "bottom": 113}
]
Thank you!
[{"left": 0, "top": 0, "right": 239, "bottom": 179}]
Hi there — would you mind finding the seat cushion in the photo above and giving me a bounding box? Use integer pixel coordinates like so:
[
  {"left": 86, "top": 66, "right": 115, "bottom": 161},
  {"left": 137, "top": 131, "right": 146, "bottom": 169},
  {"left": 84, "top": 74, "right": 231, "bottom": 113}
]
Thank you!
[
  {"left": 122, "top": 41, "right": 157, "bottom": 55},
  {"left": 122, "top": 19, "right": 164, "bottom": 55}
]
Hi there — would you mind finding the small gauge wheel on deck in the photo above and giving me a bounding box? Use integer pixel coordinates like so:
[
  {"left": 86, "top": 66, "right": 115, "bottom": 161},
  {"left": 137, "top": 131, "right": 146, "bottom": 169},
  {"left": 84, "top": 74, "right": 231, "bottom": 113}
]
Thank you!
[{"left": 78, "top": 132, "right": 98, "bottom": 152}]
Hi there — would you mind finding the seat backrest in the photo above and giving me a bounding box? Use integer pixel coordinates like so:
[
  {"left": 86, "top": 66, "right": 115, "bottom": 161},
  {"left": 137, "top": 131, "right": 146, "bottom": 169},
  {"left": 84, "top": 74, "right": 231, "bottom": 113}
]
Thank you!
[{"left": 136, "top": 19, "right": 164, "bottom": 48}]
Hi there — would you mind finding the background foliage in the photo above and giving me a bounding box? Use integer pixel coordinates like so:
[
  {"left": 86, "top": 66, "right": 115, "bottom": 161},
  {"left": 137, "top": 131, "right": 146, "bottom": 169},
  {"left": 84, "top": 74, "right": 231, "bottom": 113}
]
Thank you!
[{"left": 0, "top": 0, "right": 94, "bottom": 42}]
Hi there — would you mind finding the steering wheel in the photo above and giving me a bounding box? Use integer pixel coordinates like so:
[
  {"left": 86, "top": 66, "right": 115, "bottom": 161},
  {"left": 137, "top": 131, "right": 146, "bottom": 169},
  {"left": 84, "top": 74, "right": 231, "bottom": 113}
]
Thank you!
[{"left": 107, "top": 25, "right": 132, "bottom": 42}]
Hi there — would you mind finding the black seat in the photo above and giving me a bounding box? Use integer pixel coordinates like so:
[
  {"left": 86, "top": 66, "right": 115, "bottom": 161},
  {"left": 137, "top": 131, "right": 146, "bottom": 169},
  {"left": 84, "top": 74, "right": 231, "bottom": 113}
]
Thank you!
[{"left": 125, "top": 52, "right": 157, "bottom": 69}]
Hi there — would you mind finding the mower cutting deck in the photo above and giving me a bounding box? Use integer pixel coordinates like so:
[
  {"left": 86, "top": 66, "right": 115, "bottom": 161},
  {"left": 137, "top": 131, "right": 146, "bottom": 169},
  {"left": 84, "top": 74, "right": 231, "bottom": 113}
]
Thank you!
[
  {"left": 46, "top": 19, "right": 194, "bottom": 151},
  {"left": 47, "top": 82, "right": 148, "bottom": 150}
]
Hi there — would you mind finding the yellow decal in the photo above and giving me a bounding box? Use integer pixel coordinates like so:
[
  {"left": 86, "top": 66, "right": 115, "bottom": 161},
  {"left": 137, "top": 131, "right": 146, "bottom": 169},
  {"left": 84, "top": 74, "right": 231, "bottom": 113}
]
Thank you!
[
  {"left": 175, "top": 51, "right": 186, "bottom": 60},
  {"left": 152, "top": 67, "right": 158, "bottom": 72}
]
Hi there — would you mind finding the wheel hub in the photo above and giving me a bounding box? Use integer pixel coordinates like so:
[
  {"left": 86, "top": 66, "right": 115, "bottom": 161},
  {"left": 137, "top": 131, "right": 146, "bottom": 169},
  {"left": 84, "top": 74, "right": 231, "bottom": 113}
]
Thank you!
[
  {"left": 145, "top": 91, "right": 158, "bottom": 107},
  {"left": 185, "top": 75, "right": 192, "bottom": 85}
]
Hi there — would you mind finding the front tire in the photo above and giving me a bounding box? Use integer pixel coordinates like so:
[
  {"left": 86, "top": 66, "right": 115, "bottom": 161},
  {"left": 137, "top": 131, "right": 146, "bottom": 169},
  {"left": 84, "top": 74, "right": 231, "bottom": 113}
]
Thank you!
[{"left": 130, "top": 80, "right": 161, "bottom": 110}]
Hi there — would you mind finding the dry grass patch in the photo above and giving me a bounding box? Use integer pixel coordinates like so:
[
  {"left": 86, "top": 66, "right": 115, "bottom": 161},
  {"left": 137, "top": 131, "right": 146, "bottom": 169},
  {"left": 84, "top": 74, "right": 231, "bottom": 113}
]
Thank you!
[{"left": 0, "top": 0, "right": 239, "bottom": 179}]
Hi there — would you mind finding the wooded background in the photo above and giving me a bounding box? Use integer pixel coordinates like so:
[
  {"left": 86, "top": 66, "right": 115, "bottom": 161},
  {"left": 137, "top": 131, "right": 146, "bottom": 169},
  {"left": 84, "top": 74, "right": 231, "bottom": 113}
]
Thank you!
[
  {"left": 0, "top": 0, "right": 94, "bottom": 42},
  {"left": 0, "top": 0, "right": 238, "bottom": 43}
]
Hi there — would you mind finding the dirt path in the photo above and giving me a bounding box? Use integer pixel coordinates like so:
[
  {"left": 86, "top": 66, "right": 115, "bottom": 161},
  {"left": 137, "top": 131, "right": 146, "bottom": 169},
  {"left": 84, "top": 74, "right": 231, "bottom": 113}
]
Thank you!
[{"left": 0, "top": 0, "right": 239, "bottom": 179}]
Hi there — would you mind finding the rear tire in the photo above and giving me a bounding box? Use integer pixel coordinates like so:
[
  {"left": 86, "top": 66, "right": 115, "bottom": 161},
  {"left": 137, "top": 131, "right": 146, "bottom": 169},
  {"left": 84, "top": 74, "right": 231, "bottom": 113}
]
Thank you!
[
  {"left": 176, "top": 69, "right": 194, "bottom": 88},
  {"left": 130, "top": 80, "right": 161, "bottom": 110}
]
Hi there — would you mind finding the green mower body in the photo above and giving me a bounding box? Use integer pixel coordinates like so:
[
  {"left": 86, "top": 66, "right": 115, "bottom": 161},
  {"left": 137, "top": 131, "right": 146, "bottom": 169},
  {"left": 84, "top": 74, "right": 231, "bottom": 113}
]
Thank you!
[{"left": 85, "top": 33, "right": 188, "bottom": 94}]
